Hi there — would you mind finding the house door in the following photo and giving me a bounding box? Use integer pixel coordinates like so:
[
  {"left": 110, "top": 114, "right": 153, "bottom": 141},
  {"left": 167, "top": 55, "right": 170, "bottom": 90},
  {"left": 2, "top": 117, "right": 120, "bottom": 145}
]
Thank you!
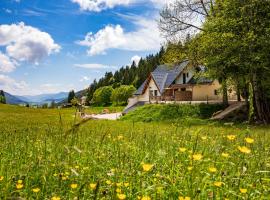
[{"left": 183, "top": 73, "right": 186, "bottom": 84}]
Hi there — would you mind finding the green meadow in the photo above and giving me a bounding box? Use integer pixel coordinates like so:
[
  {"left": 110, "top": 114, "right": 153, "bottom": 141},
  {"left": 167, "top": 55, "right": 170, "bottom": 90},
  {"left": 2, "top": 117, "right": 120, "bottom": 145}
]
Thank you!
[{"left": 0, "top": 104, "right": 270, "bottom": 199}]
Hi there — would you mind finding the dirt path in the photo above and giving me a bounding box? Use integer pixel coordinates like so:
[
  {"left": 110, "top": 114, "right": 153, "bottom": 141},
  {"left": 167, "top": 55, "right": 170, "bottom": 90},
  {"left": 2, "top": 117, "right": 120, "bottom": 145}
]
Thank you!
[
  {"left": 211, "top": 102, "right": 246, "bottom": 120},
  {"left": 83, "top": 113, "right": 122, "bottom": 120}
]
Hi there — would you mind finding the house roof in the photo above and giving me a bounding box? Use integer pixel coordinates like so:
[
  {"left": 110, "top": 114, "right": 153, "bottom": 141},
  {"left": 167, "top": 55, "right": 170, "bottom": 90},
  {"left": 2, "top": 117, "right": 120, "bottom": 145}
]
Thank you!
[
  {"left": 134, "top": 60, "right": 212, "bottom": 95},
  {"left": 135, "top": 60, "right": 189, "bottom": 95}
]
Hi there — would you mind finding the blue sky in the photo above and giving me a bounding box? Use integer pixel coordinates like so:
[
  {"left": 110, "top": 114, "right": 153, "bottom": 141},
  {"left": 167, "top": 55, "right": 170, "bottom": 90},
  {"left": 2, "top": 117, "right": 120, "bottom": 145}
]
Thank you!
[{"left": 0, "top": 0, "right": 169, "bottom": 95}]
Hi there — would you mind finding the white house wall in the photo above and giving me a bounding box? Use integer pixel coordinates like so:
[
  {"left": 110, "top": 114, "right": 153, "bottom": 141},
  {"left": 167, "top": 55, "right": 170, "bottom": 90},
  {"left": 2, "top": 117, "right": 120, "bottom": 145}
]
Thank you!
[
  {"left": 175, "top": 67, "right": 194, "bottom": 84},
  {"left": 137, "top": 78, "right": 160, "bottom": 102}
]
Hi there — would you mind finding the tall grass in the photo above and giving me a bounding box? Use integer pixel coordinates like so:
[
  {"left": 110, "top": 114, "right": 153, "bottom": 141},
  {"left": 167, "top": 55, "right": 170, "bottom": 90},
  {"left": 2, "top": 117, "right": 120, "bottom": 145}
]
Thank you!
[{"left": 0, "top": 104, "right": 269, "bottom": 199}]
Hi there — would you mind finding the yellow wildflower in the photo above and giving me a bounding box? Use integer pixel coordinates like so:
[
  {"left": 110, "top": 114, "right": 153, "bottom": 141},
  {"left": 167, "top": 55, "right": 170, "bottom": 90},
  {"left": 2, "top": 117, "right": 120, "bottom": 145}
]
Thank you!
[
  {"left": 124, "top": 182, "right": 129, "bottom": 187},
  {"left": 16, "top": 183, "right": 24, "bottom": 189},
  {"left": 238, "top": 146, "right": 251, "bottom": 154},
  {"left": 208, "top": 167, "right": 217, "bottom": 173},
  {"left": 75, "top": 165, "right": 79, "bottom": 169},
  {"left": 142, "top": 164, "right": 154, "bottom": 172},
  {"left": 89, "top": 183, "right": 97, "bottom": 190},
  {"left": 17, "top": 180, "right": 23, "bottom": 184},
  {"left": 118, "top": 135, "right": 124, "bottom": 140},
  {"left": 116, "top": 182, "right": 122, "bottom": 187},
  {"left": 192, "top": 154, "right": 203, "bottom": 161},
  {"left": 141, "top": 196, "right": 151, "bottom": 200},
  {"left": 187, "top": 166, "right": 193, "bottom": 171},
  {"left": 0, "top": 176, "right": 3, "bottom": 181},
  {"left": 32, "top": 188, "right": 40, "bottom": 193},
  {"left": 240, "top": 188, "right": 247, "bottom": 193},
  {"left": 179, "top": 147, "right": 187, "bottom": 152},
  {"left": 51, "top": 196, "right": 61, "bottom": 200},
  {"left": 179, "top": 197, "right": 191, "bottom": 200},
  {"left": 201, "top": 136, "right": 207, "bottom": 140},
  {"left": 117, "top": 194, "right": 126, "bottom": 200},
  {"left": 116, "top": 188, "right": 122, "bottom": 193},
  {"left": 221, "top": 153, "right": 229, "bottom": 158},
  {"left": 245, "top": 138, "right": 254, "bottom": 144},
  {"left": 227, "top": 135, "right": 236, "bottom": 141},
  {"left": 214, "top": 182, "right": 223, "bottom": 187},
  {"left": 106, "top": 180, "right": 112, "bottom": 185},
  {"left": 70, "top": 183, "right": 78, "bottom": 189},
  {"left": 62, "top": 176, "right": 67, "bottom": 181}
]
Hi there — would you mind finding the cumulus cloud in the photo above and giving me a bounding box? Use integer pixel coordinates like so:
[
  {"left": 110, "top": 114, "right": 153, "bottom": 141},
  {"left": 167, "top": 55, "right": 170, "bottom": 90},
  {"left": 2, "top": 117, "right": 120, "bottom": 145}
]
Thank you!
[
  {"left": 77, "top": 16, "right": 162, "bottom": 55},
  {"left": 74, "top": 63, "right": 117, "bottom": 69},
  {"left": 0, "top": 22, "right": 60, "bottom": 64},
  {"left": 131, "top": 55, "right": 141, "bottom": 66},
  {"left": 0, "top": 52, "right": 18, "bottom": 73},
  {"left": 71, "top": 0, "right": 133, "bottom": 12},
  {"left": 0, "top": 74, "right": 28, "bottom": 95}
]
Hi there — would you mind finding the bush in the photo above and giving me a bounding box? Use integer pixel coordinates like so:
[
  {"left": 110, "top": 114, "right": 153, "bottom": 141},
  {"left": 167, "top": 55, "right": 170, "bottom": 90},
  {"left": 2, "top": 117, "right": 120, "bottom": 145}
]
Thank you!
[
  {"left": 121, "top": 103, "right": 226, "bottom": 122},
  {"left": 92, "top": 86, "right": 114, "bottom": 106},
  {"left": 111, "top": 85, "right": 136, "bottom": 106}
]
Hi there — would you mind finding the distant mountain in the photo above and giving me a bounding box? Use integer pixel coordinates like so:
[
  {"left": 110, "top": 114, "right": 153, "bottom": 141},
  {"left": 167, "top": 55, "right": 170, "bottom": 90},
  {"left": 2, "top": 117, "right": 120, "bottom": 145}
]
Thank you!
[
  {"left": 59, "top": 89, "right": 87, "bottom": 104},
  {"left": 16, "top": 92, "right": 69, "bottom": 104},
  {"left": 4, "top": 92, "right": 27, "bottom": 105}
]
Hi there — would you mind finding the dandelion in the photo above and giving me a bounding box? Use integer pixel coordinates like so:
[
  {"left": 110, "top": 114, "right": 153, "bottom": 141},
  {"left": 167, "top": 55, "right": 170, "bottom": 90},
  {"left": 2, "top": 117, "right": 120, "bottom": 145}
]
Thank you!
[
  {"left": 142, "top": 164, "right": 154, "bottom": 172},
  {"left": 201, "top": 136, "right": 207, "bottom": 140},
  {"left": 124, "top": 182, "right": 129, "bottom": 187},
  {"left": 221, "top": 153, "right": 229, "bottom": 158},
  {"left": 227, "top": 135, "right": 236, "bottom": 141},
  {"left": 17, "top": 180, "right": 23, "bottom": 184},
  {"left": 118, "top": 135, "right": 124, "bottom": 140},
  {"left": 116, "top": 188, "right": 122, "bottom": 193},
  {"left": 208, "top": 167, "right": 217, "bottom": 173},
  {"left": 238, "top": 146, "right": 251, "bottom": 154},
  {"left": 240, "top": 188, "right": 247, "bottom": 193},
  {"left": 245, "top": 137, "right": 254, "bottom": 144},
  {"left": 214, "top": 182, "right": 223, "bottom": 187},
  {"left": 179, "top": 147, "right": 187, "bottom": 152},
  {"left": 192, "top": 154, "right": 203, "bottom": 161},
  {"left": 70, "top": 183, "right": 78, "bottom": 189},
  {"left": 16, "top": 183, "right": 24, "bottom": 189},
  {"left": 179, "top": 197, "right": 191, "bottom": 200},
  {"left": 0, "top": 176, "right": 3, "bottom": 181},
  {"left": 89, "top": 183, "right": 97, "bottom": 190},
  {"left": 51, "top": 196, "right": 61, "bottom": 200},
  {"left": 141, "top": 196, "right": 151, "bottom": 200},
  {"left": 106, "top": 180, "right": 112, "bottom": 185},
  {"left": 32, "top": 188, "right": 40, "bottom": 193},
  {"left": 117, "top": 193, "right": 126, "bottom": 200},
  {"left": 116, "top": 182, "right": 122, "bottom": 187}
]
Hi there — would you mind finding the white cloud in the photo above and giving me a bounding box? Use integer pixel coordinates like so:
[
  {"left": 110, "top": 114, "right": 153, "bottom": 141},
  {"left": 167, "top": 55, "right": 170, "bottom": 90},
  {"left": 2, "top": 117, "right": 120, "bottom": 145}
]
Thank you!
[
  {"left": 80, "top": 76, "right": 91, "bottom": 82},
  {"left": 131, "top": 55, "right": 141, "bottom": 66},
  {"left": 0, "top": 74, "right": 28, "bottom": 95},
  {"left": 77, "top": 16, "right": 162, "bottom": 55},
  {"left": 0, "top": 22, "right": 60, "bottom": 64},
  {"left": 0, "top": 52, "right": 18, "bottom": 73},
  {"left": 74, "top": 63, "right": 116, "bottom": 69},
  {"left": 71, "top": 0, "right": 133, "bottom": 12}
]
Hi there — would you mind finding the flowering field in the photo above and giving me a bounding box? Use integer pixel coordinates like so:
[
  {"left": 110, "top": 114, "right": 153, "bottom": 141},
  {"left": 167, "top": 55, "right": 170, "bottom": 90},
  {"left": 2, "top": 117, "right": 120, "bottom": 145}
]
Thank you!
[{"left": 0, "top": 104, "right": 270, "bottom": 199}]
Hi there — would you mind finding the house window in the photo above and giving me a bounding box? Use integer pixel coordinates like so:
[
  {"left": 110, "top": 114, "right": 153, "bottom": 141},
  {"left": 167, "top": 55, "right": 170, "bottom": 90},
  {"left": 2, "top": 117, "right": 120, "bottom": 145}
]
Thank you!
[
  {"left": 181, "top": 88, "right": 186, "bottom": 91},
  {"left": 214, "top": 90, "right": 218, "bottom": 95},
  {"left": 154, "top": 90, "right": 158, "bottom": 96},
  {"left": 187, "top": 73, "right": 189, "bottom": 78}
]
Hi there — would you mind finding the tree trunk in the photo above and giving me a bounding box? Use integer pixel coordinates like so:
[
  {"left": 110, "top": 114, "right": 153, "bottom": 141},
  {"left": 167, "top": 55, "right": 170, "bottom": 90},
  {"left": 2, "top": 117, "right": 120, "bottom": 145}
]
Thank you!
[
  {"left": 222, "top": 79, "right": 229, "bottom": 106},
  {"left": 252, "top": 73, "right": 270, "bottom": 124}
]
